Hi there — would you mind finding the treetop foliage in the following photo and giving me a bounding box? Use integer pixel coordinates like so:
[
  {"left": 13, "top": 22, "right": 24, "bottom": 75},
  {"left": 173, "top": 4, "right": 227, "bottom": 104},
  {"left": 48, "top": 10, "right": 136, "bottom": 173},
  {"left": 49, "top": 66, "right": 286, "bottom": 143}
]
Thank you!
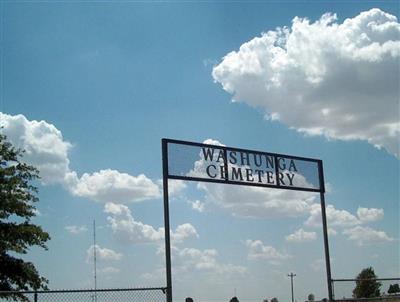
[
  {"left": 353, "top": 267, "right": 382, "bottom": 298},
  {"left": 388, "top": 283, "right": 400, "bottom": 294},
  {"left": 0, "top": 133, "right": 51, "bottom": 296}
]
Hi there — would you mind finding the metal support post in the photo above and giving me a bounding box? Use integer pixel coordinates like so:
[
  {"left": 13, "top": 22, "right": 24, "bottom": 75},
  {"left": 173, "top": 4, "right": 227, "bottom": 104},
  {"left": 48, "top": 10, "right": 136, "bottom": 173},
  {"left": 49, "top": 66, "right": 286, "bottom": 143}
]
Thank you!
[
  {"left": 318, "top": 161, "right": 333, "bottom": 302},
  {"left": 162, "top": 139, "right": 173, "bottom": 302}
]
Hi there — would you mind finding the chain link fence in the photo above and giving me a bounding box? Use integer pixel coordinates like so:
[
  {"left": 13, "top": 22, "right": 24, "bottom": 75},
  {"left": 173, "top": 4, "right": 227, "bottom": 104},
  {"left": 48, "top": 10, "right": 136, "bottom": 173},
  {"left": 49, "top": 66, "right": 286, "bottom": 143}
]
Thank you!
[
  {"left": 0, "top": 287, "right": 167, "bottom": 302},
  {"left": 332, "top": 278, "right": 400, "bottom": 302}
]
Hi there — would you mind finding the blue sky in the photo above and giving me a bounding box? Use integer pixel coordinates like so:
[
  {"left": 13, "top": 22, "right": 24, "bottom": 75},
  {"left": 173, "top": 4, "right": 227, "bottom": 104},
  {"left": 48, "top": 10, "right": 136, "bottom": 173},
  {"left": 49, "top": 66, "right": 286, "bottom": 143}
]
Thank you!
[{"left": 1, "top": 1, "right": 399, "bottom": 302}]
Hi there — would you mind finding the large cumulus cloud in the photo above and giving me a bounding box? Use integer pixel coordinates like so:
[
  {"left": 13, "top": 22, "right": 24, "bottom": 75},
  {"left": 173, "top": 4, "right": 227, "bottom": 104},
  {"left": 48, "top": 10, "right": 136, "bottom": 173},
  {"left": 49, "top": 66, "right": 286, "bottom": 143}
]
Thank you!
[
  {"left": 0, "top": 113, "right": 161, "bottom": 203},
  {"left": 0, "top": 113, "right": 72, "bottom": 184},
  {"left": 212, "top": 9, "right": 400, "bottom": 156}
]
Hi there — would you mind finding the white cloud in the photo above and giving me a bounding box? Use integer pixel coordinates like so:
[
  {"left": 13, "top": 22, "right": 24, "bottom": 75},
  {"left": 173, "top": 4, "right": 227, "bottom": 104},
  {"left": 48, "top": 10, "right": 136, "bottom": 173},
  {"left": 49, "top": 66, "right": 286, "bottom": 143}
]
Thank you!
[
  {"left": 357, "top": 207, "right": 384, "bottom": 223},
  {"left": 342, "top": 226, "right": 394, "bottom": 246},
  {"left": 305, "top": 204, "right": 385, "bottom": 228},
  {"left": 144, "top": 246, "right": 246, "bottom": 282},
  {"left": 178, "top": 248, "right": 218, "bottom": 271},
  {"left": 245, "top": 239, "right": 290, "bottom": 264},
  {"left": 144, "top": 237, "right": 248, "bottom": 281},
  {"left": 0, "top": 113, "right": 161, "bottom": 204},
  {"left": 172, "top": 224, "right": 199, "bottom": 243},
  {"left": 285, "top": 228, "right": 317, "bottom": 242},
  {"left": 86, "top": 245, "right": 123, "bottom": 262},
  {"left": 212, "top": 9, "right": 400, "bottom": 156},
  {"left": 192, "top": 139, "right": 318, "bottom": 218},
  {"left": 68, "top": 169, "right": 161, "bottom": 203},
  {"left": 168, "top": 179, "right": 187, "bottom": 196},
  {"left": 203, "top": 138, "right": 225, "bottom": 147},
  {"left": 156, "top": 179, "right": 187, "bottom": 197},
  {"left": 305, "top": 204, "right": 360, "bottom": 228},
  {"left": 0, "top": 113, "right": 72, "bottom": 184},
  {"left": 104, "top": 202, "right": 128, "bottom": 216},
  {"left": 104, "top": 202, "right": 198, "bottom": 244},
  {"left": 199, "top": 182, "right": 316, "bottom": 218},
  {"left": 176, "top": 247, "right": 247, "bottom": 275},
  {"left": 190, "top": 200, "right": 205, "bottom": 212},
  {"left": 104, "top": 202, "right": 164, "bottom": 243},
  {"left": 65, "top": 225, "right": 88, "bottom": 234},
  {"left": 98, "top": 266, "right": 120, "bottom": 274}
]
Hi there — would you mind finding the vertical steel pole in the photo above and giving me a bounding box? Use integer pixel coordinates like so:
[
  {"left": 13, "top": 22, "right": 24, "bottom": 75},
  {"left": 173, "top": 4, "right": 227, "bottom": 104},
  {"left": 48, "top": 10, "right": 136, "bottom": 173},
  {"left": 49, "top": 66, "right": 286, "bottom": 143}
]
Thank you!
[
  {"left": 223, "top": 147, "right": 229, "bottom": 181},
  {"left": 162, "top": 139, "right": 173, "bottom": 302},
  {"left": 288, "top": 273, "right": 296, "bottom": 302},
  {"left": 34, "top": 291, "right": 38, "bottom": 302},
  {"left": 318, "top": 161, "right": 333, "bottom": 302},
  {"left": 291, "top": 276, "right": 294, "bottom": 302},
  {"left": 274, "top": 156, "right": 281, "bottom": 187}
]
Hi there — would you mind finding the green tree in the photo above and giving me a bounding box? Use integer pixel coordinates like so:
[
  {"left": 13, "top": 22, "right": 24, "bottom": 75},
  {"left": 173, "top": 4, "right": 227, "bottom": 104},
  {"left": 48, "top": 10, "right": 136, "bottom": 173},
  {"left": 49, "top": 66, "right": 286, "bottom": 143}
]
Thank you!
[
  {"left": 0, "top": 134, "right": 50, "bottom": 299},
  {"left": 388, "top": 284, "right": 400, "bottom": 294},
  {"left": 352, "top": 267, "right": 381, "bottom": 298},
  {"left": 307, "top": 293, "right": 315, "bottom": 301},
  {"left": 271, "top": 298, "right": 278, "bottom": 302}
]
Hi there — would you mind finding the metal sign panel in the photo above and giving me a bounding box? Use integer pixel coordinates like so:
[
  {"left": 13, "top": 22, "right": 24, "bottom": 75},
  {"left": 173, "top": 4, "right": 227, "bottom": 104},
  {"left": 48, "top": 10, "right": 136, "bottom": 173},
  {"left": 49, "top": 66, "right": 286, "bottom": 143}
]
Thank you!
[
  {"left": 165, "top": 138, "right": 324, "bottom": 193},
  {"left": 161, "top": 138, "right": 332, "bottom": 302}
]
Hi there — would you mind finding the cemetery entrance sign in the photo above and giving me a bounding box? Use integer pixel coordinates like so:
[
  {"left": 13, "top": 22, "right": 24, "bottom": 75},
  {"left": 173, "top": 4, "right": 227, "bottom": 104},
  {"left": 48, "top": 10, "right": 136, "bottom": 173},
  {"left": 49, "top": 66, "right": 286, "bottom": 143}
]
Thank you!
[{"left": 161, "top": 139, "right": 333, "bottom": 302}]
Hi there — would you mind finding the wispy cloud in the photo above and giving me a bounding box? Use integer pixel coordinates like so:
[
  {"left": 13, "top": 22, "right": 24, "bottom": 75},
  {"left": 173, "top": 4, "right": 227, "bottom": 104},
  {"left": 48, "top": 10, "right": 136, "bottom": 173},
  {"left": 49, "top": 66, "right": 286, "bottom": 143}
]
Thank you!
[
  {"left": 285, "top": 228, "right": 317, "bottom": 243},
  {"left": 65, "top": 225, "right": 88, "bottom": 234},
  {"left": 245, "top": 239, "right": 290, "bottom": 265},
  {"left": 86, "top": 245, "right": 123, "bottom": 262},
  {"left": 342, "top": 226, "right": 394, "bottom": 246}
]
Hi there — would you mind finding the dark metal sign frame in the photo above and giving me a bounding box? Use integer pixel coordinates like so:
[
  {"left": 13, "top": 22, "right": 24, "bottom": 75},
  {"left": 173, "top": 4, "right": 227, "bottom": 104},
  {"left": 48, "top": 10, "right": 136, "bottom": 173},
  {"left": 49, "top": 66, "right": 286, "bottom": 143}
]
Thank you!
[{"left": 162, "top": 138, "right": 333, "bottom": 302}]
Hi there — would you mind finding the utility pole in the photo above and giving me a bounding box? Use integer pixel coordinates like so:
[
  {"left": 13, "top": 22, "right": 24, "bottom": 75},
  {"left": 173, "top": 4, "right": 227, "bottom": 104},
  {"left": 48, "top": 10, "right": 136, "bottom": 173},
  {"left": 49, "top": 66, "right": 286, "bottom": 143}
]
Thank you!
[{"left": 288, "top": 272, "right": 296, "bottom": 302}]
